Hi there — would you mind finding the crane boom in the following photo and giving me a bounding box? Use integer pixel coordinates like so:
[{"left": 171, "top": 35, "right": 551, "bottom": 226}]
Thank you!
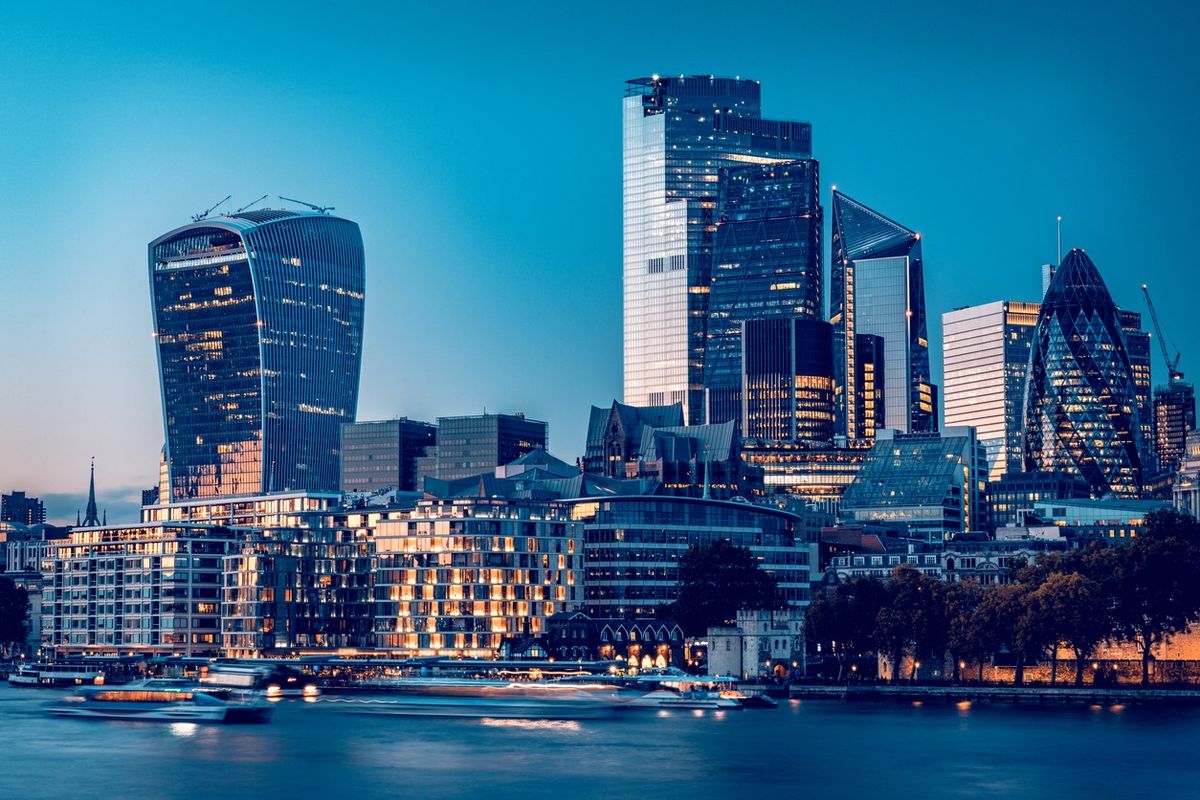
[
  {"left": 1142, "top": 283, "right": 1184, "bottom": 382},
  {"left": 192, "top": 194, "right": 231, "bottom": 222},
  {"left": 279, "top": 195, "right": 334, "bottom": 214}
]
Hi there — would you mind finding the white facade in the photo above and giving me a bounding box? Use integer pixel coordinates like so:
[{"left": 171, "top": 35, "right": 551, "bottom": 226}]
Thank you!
[{"left": 707, "top": 609, "right": 803, "bottom": 679}]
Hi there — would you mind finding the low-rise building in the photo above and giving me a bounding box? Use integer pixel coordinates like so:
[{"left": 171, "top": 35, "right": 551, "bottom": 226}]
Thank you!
[
  {"left": 707, "top": 609, "right": 804, "bottom": 679},
  {"left": 1032, "top": 497, "right": 1171, "bottom": 544}
]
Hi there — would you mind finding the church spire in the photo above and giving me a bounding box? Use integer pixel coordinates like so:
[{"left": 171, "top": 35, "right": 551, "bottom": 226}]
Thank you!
[{"left": 83, "top": 457, "right": 101, "bottom": 527}]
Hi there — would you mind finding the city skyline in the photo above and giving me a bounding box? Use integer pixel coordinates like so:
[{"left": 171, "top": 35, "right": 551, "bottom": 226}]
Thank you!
[{"left": 3, "top": 2, "right": 1199, "bottom": 523}]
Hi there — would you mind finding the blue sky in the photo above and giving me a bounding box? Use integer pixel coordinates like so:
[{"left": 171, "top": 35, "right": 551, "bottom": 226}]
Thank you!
[{"left": 1, "top": 1, "right": 1197, "bottom": 523}]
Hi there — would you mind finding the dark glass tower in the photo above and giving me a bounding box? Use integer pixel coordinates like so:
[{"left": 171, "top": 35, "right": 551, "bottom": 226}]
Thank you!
[
  {"left": 1023, "top": 248, "right": 1144, "bottom": 497},
  {"left": 741, "top": 318, "right": 835, "bottom": 443},
  {"left": 150, "top": 209, "right": 366, "bottom": 501},
  {"left": 623, "top": 75, "right": 813, "bottom": 424},
  {"left": 1154, "top": 382, "right": 1196, "bottom": 475},
  {"left": 830, "top": 191, "right": 936, "bottom": 439}
]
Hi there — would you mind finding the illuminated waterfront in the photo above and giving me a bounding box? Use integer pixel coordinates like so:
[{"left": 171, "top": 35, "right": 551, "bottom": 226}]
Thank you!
[{"left": 4, "top": 685, "right": 1200, "bottom": 799}]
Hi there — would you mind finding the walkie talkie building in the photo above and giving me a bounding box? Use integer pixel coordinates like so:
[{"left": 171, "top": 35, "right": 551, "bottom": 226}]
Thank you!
[{"left": 149, "top": 209, "right": 365, "bottom": 502}]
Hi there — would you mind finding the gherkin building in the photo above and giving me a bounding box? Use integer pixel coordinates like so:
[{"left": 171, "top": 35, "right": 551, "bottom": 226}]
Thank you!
[{"left": 1023, "top": 248, "right": 1144, "bottom": 497}]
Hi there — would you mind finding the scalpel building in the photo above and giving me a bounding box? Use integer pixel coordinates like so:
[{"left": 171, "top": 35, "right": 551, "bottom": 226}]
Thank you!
[{"left": 149, "top": 209, "right": 366, "bottom": 502}]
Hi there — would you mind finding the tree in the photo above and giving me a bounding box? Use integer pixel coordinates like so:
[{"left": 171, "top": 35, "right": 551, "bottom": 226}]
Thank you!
[
  {"left": 1111, "top": 510, "right": 1200, "bottom": 685},
  {"left": 945, "top": 580, "right": 994, "bottom": 683},
  {"left": 0, "top": 577, "right": 30, "bottom": 652},
  {"left": 663, "top": 539, "right": 785, "bottom": 636},
  {"left": 978, "top": 582, "right": 1047, "bottom": 686},
  {"left": 805, "top": 577, "right": 888, "bottom": 680},
  {"left": 1031, "top": 571, "right": 1111, "bottom": 686},
  {"left": 873, "top": 566, "right": 946, "bottom": 682}
]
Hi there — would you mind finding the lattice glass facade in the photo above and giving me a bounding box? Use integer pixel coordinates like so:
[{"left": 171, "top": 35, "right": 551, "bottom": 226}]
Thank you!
[
  {"left": 150, "top": 210, "right": 365, "bottom": 502},
  {"left": 1023, "top": 249, "right": 1145, "bottom": 497},
  {"left": 830, "top": 191, "right": 935, "bottom": 440},
  {"left": 623, "top": 76, "right": 812, "bottom": 423},
  {"left": 942, "top": 301, "right": 1040, "bottom": 480}
]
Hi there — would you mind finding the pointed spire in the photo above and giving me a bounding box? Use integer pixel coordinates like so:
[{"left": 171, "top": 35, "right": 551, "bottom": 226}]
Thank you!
[
  {"left": 76, "top": 509, "right": 81, "bottom": 527},
  {"left": 83, "top": 457, "right": 101, "bottom": 527}
]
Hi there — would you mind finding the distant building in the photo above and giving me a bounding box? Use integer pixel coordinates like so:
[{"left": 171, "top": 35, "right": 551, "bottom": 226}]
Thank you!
[
  {"left": 1024, "top": 249, "right": 1146, "bottom": 497},
  {"left": 1154, "top": 382, "right": 1196, "bottom": 476},
  {"left": 826, "top": 538, "right": 942, "bottom": 582},
  {"left": 584, "top": 400, "right": 684, "bottom": 477},
  {"left": 707, "top": 609, "right": 805, "bottom": 680},
  {"left": 942, "top": 301, "right": 1040, "bottom": 481},
  {"left": 740, "top": 440, "right": 870, "bottom": 513},
  {"left": 141, "top": 488, "right": 159, "bottom": 507},
  {"left": 988, "top": 470, "right": 1091, "bottom": 530},
  {"left": 1173, "top": 431, "right": 1200, "bottom": 517},
  {"left": 1, "top": 491, "right": 45, "bottom": 525},
  {"left": 1119, "top": 308, "right": 1154, "bottom": 471},
  {"left": 855, "top": 333, "right": 886, "bottom": 434},
  {"left": 738, "top": 317, "right": 835, "bottom": 444},
  {"left": 839, "top": 427, "right": 988, "bottom": 541},
  {"left": 150, "top": 208, "right": 365, "bottom": 501},
  {"left": 423, "top": 413, "right": 547, "bottom": 483},
  {"left": 830, "top": 190, "right": 936, "bottom": 440},
  {"left": 1032, "top": 497, "right": 1172, "bottom": 544},
  {"left": 340, "top": 418, "right": 437, "bottom": 493},
  {"left": 546, "top": 611, "right": 686, "bottom": 667},
  {"left": 941, "top": 536, "right": 1070, "bottom": 585}
]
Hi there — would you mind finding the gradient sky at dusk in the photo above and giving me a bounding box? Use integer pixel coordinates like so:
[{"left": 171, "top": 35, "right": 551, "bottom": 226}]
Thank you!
[{"left": 1, "top": 2, "right": 1197, "bottom": 523}]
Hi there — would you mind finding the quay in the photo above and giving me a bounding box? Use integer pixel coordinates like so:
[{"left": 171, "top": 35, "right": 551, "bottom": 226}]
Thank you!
[{"left": 789, "top": 683, "right": 1200, "bottom": 706}]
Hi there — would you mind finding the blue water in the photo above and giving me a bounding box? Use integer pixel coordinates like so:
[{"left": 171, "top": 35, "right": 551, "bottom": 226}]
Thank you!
[{"left": 2, "top": 685, "right": 1197, "bottom": 799}]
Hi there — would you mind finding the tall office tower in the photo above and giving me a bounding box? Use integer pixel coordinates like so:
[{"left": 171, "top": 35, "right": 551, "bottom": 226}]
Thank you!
[
  {"left": 1154, "top": 382, "right": 1197, "bottom": 475},
  {"left": 830, "top": 191, "right": 936, "bottom": 440},
  {"left": 1, "top": 491, "right": 45, "bottom": 525},
  {"left": 855, "top": 334, "right": 886, "bottom": 433},
  {"left": 942, "top": 301, "right": 1040, "bottom": 481},
  {"left": 150, "top": 209, "right": 366, "bottom": 501},
  {"left": 1041, "top": 263, "right": 1056, "bottom": 298},
  {"left": 1118, "top": 309, "right": 1154, "bottom": 468},
  {"left": 431, "top": 413, "right": 547, "bottom": 481},
  {"left": 340, "top": 418, "right": 437, "bottom": 493},
  {"left": 705, "top": 160, "right": 822, "bottom": 426},
  {"left": 740, "top": 318, "right": 835, "bottom": 443},
  {"left": 1024, "top": 249, "right": 1145, "bottom": 497},
  {"left": 623, "top": 75, "right": 813, "bottom": 424}
]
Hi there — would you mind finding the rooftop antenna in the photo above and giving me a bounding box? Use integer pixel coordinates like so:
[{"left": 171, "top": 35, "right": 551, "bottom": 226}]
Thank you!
[
  {"left": 192, "top": 194, "right": 232, "bottom": 223},
  {"left": 1056, "top": 215, "right": 1062, "bottom": 266},
  {"left": 279, "top": 195, "right": 334, "bottom": 214},
  {"left": 234, "top": 194, "right": 268, "bottom": 214}
]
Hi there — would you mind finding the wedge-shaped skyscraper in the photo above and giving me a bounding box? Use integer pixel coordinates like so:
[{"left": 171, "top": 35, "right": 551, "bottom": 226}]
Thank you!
[
  {"left": 1023, "top": 248, "right": 1144, "bottom": 497},
  {"left": 150, "top": 209, "right": 366, "bottom": 501},
  {"left": 830, "top": 191, "right": 936, "bottom": 439}
]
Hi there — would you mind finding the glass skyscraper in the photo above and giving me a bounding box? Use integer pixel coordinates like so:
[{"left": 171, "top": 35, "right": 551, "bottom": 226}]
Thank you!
[
  {"left": 740, "top": 317, "right": 835, "bottom": 443},
  {"left": 150, "top": 209, "right": 366, "bottom": 502},
  {"left": 623, "top": 75, "right": 812, "bottom": 424},
  {"left": 1023, "top": 248, "right": 1144, "bottom": 497},
  {"left": 830, "top": 190, "right": 936, "bottom": 439},
  {"left": 705, "top": 160, "right": 822, "bottom": 427},
  {"left": 942, "top": 300, "right": 1040, "bottom": 480}
]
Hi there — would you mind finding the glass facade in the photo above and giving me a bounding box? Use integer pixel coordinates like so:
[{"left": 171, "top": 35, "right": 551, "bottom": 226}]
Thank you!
[
  {"left": 942, "top": 301, "right": 1040, "bottom": 480},
  {"left": 567, "top": 495, "right": 811, "bottom": 618},
  {"left": 623, "top": 76, "right": 812, "bottom": 424},
  {"left": 1023, "top": 249, "right": 1145, "bottom": 497},
  {"left": 431, "top": 414, "right": 547, "bottom": 481},
  {"left": 340, "top": 418, "right": 436, "bottom": 493},
  {"left": 740, "top": 317, "right": 834, "bottom": 443},
  {"left": 830, "top": 191, "right": 935, "bottom": 439},
  {"left": 705, "top": 160, "right": 822, "bottom": 426},
  {"left": 150, "top": 210, "right": 365, "bottom": 501},
  {"left": 1119, "top": 309, "right": 1154, "bottom": 469},
  {"left": 1154, "top": 382, "right": 1196, "bottom": 475}
]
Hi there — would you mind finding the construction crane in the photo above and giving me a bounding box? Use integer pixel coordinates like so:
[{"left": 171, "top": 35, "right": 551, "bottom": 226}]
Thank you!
[
  {"left": 191, "top": 194, "right": 231, "bottom": 222},
  {"left": 233, "top": 194, "right": 268, "bottom": 214},
  {"left": 279, "top": 195, "right": 334, "bottom": 214},
  {"left": 1142, "top": 283, "right": 1184, "bottom": 383}
]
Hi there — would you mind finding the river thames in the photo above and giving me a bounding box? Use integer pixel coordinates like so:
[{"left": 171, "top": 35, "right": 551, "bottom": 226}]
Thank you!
[{"left": 3, "top": 685, "right": 1199, "bottom": 799}]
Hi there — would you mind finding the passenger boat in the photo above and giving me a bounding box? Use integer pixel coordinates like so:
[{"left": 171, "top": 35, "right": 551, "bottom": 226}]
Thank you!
[
  {"left": 202, "top": 663, "right": 320, "bottom": 699},
  {"left": 625, "top": 688, "right": 742, "bottom": 710},
  {"left": 325, "top": 679, "right": 624, "bottom": 720},
  {"left": 47, "top": 679, "right": 274, "bottom": 723},
  {"left": 8, "top": 664, "right": 103, "bottom": 688}
]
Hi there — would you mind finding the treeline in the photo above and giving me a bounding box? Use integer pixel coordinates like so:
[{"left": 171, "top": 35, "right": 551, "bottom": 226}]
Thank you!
[{"left": 805, "top": 510, "right": 1200, "bottom": 686}]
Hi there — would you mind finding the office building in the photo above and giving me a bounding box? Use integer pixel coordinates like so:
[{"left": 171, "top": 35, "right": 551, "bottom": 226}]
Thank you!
[
  {"left": 739, "top": 317, "right": 835, "bottom": 444},
  {"left": 1, "top": 491, "right": 45, "bottom": 525},
  {"left": 1154, "top": 382, "right": 1196, "bottom": 476},
  {"left": 1023, "top": 249, "right": 1145, "bottom": 497},
  {"left": 830, "top": 190, "right": 936, "bottom": 440},
  {"left": 150, "top": 208, "right": 366, "bottom": 501},
  {"left": 989, "top": 470, "right": 1091, "bottom": 530},
  {"left": 1032, "top": 497, "right": 1171, "bottom": 544},
  {"left": 1173, "top": 431, "right": 1200, "bottom": 516},
  {"left": 340, "top": 418, "right": 437, "bottom": 493},
  {"left": 623, "top": 75, "right": 813, "bottom": 423},
  {"left": 705, "top": 160, "right": 823, "bottom": 427},
  {"left": 740, "top": 440, "right": 871, "bottom": 512},
  {"left": 1119, "top": 309, "right": 1154, "bottom": 469},
  {"left": 424, "top": 413, "right": 547, "bottom": 483},
  {"left": 840, "top": 427, "right": 989, "bottom": 541},
  {"left": 942, "top": 301, "right": 1040, "bottom": 480}
]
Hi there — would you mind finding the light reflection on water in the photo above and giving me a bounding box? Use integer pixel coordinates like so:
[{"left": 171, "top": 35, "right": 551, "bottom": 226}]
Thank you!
[{"left": 4, "top": 686, "right": 1200, "bottom": 800}]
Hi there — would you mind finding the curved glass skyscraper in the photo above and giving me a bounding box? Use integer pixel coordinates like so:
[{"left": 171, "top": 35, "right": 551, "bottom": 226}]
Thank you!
[
  {"left": 150, "top": 209, "right": 365, "bottom": 501},
  {"left": 1023, "top": 248, "right": 1143, "bottom": 497}
]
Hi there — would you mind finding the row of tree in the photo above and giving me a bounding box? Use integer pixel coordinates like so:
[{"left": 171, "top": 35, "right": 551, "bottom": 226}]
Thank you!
[
  {"left": 0, "top": 577, "right": 30, "bottom": 655},
  {"left": 805, "top": 510, "right": 1200, "bottom": 686}
]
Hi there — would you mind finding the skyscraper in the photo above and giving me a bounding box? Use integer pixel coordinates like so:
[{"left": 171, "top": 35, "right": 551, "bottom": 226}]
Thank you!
[
  {"left": 740, "top": 317, "right": 835, "bottom": 443},
  {"left": 1119, "top": 309, "right": 1154, "bottom": 468},
  {"left": 705, "top": 160, "right": 822, "bottom": 426},
  {"left": 1023, "top": 248, "right": 1145, "bottom": 497},
  {"left": 942, "top": 301, "right": 1040, "bottom": 480},
  {"left": 1154, "top": 382, "right": 1197, "bottom": 475},
  {"left": 150, "top": 209, "right": 366, "bottom": 501},
  {"left": 623, "top": 75, "right": 813, "bottom": 424},
  {"left": 830, "top": 190, "right": 936, "bottom": 439},
  {"left": 1, "top": 491, "right": 45, "bottom": 525}
]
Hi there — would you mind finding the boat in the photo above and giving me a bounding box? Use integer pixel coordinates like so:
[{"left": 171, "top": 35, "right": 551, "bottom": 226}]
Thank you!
[
  {"left": 557, "top": 669, "right": 745, "bottom": 710},
  {"left": 47, "top": 679, "right": 274, "bottom": 723},
  {"left": 8, "top": 664, "right": 103, "bottom": 688},
  {"left": 325, "top": 679, "right": 624, "bottom": 720},
  {"left": 202, "top": 663, "right": 320, "bottom": 699},
  {"left": 626, "top": 688, "right": 742, "bottom": 710}
]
